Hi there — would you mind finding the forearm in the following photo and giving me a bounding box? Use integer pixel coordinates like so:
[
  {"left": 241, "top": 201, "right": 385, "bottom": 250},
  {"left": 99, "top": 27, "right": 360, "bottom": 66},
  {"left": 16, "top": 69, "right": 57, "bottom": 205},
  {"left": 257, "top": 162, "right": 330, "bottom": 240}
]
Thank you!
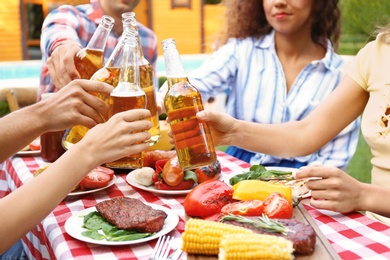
[
  {"left": 359, "top": 183, "right": 390, "bottom": 217},
  {"left": 0, "top": 103, "right": 49, "bottom": 163},
  {"left": 230, "top": 119, "right": 322, "bottom": 157},
  {"left": 0, "top": 143, "right": 97, "bottom": 253}
]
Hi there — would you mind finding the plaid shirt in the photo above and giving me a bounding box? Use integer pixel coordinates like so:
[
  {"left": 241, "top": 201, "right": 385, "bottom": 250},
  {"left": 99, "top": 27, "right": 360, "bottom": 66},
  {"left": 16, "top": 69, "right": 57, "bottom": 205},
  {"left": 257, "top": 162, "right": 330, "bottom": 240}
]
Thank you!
[{"left": 38, "top": 0, "right": 158, "bottom": 100}]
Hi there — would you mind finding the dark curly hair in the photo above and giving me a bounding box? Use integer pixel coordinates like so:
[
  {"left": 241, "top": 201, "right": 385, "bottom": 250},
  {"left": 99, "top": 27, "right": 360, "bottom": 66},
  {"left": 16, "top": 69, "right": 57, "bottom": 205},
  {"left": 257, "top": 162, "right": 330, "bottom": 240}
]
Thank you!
[{"left": 214, "top": 0, "right": 341, "bottom": 50}]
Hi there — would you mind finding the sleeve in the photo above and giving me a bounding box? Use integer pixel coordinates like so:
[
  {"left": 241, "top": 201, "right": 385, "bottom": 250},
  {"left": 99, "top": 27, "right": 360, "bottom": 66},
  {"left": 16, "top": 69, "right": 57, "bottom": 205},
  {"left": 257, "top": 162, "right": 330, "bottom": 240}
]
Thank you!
[
  {"left": 308, "top": 117, "right": 361, "bottom": 170},
  {"left": 138, "top": 24, "right": 158, "bottom": 82},
  {"left": 346, "top": 40, "right": 376, "bottom": 91},
  {"left": 40, "top": 5, "right": 84, "bottom": 57},
  {"left": 186, "top": 39, "right": 239, "bottom": 103}
]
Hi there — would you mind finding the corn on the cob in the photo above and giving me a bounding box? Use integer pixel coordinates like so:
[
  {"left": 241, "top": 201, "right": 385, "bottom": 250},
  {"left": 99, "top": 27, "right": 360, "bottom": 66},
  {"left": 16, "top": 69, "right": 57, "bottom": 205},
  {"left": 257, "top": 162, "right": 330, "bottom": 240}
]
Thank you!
[
  {"left": 181, "top": 218, "right": 253, "bottom": 255},
  {"left": 219, "top": 233, "right": 294, "bottom": 260}
]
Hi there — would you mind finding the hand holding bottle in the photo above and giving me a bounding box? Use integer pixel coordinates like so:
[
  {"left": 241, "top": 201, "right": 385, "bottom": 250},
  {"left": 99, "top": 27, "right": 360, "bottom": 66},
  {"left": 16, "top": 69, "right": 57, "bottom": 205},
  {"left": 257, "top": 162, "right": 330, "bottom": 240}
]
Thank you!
[
  {"left": 40, "top": 79, "right": 114, "bottom": 132},
  {"left": 46, "top": 43, "right": 82, "bottom": 90}
]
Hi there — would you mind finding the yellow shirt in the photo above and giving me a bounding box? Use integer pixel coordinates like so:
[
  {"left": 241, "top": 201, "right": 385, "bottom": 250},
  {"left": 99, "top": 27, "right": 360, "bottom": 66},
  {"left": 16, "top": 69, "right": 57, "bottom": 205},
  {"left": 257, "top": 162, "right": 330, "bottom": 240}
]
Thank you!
[{"left": 347, "top": 35, "right": 390, "bottom": 224}]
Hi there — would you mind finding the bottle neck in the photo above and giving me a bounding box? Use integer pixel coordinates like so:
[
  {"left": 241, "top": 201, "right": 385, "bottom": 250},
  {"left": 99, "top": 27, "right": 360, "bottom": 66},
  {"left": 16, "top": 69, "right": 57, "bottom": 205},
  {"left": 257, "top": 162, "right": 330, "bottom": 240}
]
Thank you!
[
  {"left": 162, "top": 40, "right": 187, "bottom": 80},
  {"left": 112, "top": 32, "right": 144, "bottom": 96},
  {"left": 87, "top": 15, "right": 114, "bottom": 50},
  {"left": 122, "top": 20, "right": 146, "bottom": 63}
]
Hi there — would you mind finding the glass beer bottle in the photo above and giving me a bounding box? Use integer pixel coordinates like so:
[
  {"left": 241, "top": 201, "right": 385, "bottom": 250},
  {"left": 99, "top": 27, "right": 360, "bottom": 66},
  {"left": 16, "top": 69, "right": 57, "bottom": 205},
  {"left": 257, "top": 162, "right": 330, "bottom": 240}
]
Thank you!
[
  {"left": 74, "top": 15, "right": 114, "bottom": 79},
  {"left": 161, "top": 38, "right": 217, "bottom": 170},
  {"left": 40, "top": 93, "right": 65, "bottom": 162},
  {"left": 122, "top": 12, "right": 161, "bottom": 146},
  {"left": 105, "top": 33, "right": 146, "bottom": 169},
  {"left": 62, "top": 28, "right": 128, "bottom": 150}
]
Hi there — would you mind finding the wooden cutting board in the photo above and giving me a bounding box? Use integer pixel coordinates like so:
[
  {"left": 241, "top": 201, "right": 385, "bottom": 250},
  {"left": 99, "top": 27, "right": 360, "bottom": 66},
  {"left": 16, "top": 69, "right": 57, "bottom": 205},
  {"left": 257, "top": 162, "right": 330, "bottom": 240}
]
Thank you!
[{"left": 186, "top": 200, "right": 340, "bottom": 260}]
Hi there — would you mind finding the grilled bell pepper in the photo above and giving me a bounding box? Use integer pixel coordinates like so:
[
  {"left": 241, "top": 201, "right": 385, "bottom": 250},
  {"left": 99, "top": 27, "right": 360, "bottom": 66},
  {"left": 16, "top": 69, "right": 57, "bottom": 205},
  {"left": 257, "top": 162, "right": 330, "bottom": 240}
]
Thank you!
[{"left": 232, "top": 180, "right": 292, "bottom": 203}]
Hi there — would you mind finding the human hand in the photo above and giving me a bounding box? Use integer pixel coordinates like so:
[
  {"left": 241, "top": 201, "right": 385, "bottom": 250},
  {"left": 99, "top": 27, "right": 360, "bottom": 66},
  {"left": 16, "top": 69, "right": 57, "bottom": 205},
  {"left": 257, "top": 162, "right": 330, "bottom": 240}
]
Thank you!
[
  {"left": 196, "top": 110, "right": 237, "bottom": 146},
  {"left": 296, "top": 165, "right": 364, "bottom": 214},
  {"left": 79, "top": 109, "right": 152, "bottom": 165},
  {"left": 47, "top": 43, "right": 81, "bottom": 90},
  {"left": 40, "top": 79, "right": 113, "bottom": 131}
]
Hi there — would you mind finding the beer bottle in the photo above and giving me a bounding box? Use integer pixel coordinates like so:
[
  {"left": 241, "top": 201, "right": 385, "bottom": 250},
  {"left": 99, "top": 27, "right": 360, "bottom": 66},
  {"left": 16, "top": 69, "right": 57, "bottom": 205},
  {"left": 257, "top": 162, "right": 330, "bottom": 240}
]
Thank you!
[
  {"left": 40, "top": 93, "right": 65, "bottom": 162},
  {"left": 62, "top": 28, "right": 130, "bottom": 150},
  {"left": 74, "top": 15, "right": 115, "bottom": 79},
  {"left": 161, "top": 38, "right": 217, "bottom": 170},
  {"left": 105, "top": 32, "right": 147, "bottom": 169},
  {"left": 122, "top": 12, "right": 161, "bottom": 146}
]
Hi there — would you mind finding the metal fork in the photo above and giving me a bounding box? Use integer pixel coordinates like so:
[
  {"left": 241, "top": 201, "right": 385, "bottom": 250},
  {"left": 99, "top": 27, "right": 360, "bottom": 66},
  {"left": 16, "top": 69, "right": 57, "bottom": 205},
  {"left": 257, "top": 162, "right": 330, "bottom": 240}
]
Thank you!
[{"left": 150, "top": 235, "right": 173, "bottom": 260}]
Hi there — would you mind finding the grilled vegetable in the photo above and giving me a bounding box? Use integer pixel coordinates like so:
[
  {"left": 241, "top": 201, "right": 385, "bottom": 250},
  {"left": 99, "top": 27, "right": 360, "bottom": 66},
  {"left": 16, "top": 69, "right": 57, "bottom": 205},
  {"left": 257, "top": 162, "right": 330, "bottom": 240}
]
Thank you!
[
  {"left": 181, "top": 218, "right": 253, "bottom": 255},
  {"left": 195, "top": 160, "right": 221, "bottom": 183},
  {"left": 263, "top": 192, "right": 293, "bottom": 219},
  {"left": 232, "top": 180, "right": 292, "bottom": 203},
  {"left": 219, "top": 233, "right": 294, "bottom": 260},
  {"left": 184, "top": 180, "right": 234, "bottom": 218}
]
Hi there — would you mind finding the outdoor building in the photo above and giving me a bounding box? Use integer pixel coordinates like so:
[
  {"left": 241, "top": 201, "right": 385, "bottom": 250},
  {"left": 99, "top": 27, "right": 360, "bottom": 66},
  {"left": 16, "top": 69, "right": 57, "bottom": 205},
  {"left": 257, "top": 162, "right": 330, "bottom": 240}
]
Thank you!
[{"left": 0, "top": 0, "right": 224, "bottom": 61}]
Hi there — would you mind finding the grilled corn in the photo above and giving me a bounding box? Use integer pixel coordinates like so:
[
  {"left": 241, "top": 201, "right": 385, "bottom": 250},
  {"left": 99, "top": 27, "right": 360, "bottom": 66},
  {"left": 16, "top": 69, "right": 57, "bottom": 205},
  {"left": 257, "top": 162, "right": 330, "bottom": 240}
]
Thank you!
[
  {"left": 219, "top": 233, "right": 294, "bottom": 260},
  {"left": 181, "top": 218, "right": 253, "bottom": 255}
]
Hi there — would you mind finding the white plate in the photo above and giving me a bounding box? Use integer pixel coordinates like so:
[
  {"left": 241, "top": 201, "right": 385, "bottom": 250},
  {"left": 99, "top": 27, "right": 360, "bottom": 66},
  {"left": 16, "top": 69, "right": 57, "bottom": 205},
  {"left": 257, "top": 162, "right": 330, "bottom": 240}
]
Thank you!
[
  {"left": 224, "top": 166, "right": 299, "bottom": 187},
  {"left": 64, "top": 203, "right": 179, "bottom": 246},
  {"left": 15, "top": 150, "right": 41, "bottom": 156},
  {"left": 68, "top": 175, "right": 117, "bottom": 197},
  {"left": 126, "top": 172, "right": 193, "bottom": 195}
]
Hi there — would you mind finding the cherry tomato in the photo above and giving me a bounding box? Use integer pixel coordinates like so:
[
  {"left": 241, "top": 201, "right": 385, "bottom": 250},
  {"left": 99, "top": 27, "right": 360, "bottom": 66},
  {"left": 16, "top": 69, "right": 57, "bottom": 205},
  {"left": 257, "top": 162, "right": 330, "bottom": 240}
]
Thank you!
[
  {"left": 162, "top": 157, "right": 184, "bottom": 186},
  {"left": 184, "top": 180, "right": 234, "bottom": 218},
  {"left": 29, "top": 138, "right": 41, "bottom": 151},
  {"left": 263, "top": 192, "right": 293, "bottom": 219},
  {"left": 79, "top": 166, "right": 114, "bottom": 191},
  {"left": 195, "top": 160, "right": 221, "bottom": 183},
  {"left": 221, "top": 200, "right": 264, "bottom": 216}
]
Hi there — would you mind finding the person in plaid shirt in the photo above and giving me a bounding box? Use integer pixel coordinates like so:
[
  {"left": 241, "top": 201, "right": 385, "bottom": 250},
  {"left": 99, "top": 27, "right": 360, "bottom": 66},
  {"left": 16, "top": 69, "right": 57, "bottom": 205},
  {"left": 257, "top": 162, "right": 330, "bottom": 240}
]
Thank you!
[{"left": 38, "top": 0, "right": 158, "bottom": 101}]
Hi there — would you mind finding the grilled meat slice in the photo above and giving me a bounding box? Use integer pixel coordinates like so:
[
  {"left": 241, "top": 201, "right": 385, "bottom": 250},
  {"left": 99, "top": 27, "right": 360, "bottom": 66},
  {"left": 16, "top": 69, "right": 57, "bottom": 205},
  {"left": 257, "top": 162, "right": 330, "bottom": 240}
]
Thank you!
[
  {"left": 96, "top": 197, "right": 168, "bottom": 233},
  {"left": 222, "top": 217, "right": 316, "bottom": 255}
]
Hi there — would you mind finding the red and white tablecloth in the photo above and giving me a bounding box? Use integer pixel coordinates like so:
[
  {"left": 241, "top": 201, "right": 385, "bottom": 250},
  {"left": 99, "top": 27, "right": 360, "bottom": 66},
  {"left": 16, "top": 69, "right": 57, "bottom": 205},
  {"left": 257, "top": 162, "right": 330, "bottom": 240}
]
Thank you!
[{"left": 1, "top": 150, "right": 390, "bottom": 260}]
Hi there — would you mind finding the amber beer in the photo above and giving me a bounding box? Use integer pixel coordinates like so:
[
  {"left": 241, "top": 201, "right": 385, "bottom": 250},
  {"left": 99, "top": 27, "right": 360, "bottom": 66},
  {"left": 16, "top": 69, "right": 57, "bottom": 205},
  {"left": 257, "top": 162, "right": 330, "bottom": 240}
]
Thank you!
[
  {"left": 74, "top": 49, "right": 104, "bottom": 79},
  {"left": 165, "top": 79, "right": 217, "bottom": 170},
  {"left": 105, "top": 86, "right": 146, "bottom": 169},
  {"left": 62, "top": 67, "right": 121, "bottom": 150},
  {"left": 140, "top": 64, "right": 160, "bottom": 145}
]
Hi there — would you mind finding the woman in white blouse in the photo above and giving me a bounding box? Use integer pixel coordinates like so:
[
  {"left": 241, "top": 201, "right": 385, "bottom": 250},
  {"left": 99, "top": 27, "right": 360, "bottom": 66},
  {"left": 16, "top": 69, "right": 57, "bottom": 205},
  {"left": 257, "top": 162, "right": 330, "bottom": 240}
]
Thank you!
[{"left": 160, "top": 0, "right": 360, "bottom": 170}]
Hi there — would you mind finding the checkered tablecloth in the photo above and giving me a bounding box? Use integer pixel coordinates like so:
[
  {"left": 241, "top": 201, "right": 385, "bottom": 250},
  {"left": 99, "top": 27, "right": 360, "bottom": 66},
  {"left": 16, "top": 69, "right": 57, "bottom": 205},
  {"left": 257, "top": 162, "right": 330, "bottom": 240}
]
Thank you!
[{"left": 2, "top": 150, "right": 390, "bottom": 260}]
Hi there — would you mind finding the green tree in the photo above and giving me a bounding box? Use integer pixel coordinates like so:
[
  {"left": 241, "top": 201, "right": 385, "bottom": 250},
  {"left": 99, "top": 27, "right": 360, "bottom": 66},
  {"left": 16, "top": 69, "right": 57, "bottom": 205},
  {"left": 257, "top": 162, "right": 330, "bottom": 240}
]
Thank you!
[{"left": 339, "top": 0, "right": 390, "bottom": 54}]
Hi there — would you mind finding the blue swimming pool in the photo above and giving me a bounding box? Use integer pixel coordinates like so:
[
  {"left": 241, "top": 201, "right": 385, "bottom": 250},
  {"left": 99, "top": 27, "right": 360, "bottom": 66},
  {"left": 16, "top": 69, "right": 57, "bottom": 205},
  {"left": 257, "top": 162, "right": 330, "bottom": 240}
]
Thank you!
[{"left": 0, "top": 54, "right": 209, "bottom": 80}]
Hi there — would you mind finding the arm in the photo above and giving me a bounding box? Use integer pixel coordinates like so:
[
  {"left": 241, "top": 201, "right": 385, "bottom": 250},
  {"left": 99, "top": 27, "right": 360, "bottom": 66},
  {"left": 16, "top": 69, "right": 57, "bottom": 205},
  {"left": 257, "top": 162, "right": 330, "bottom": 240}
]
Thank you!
[
  {"left": 40, "top": 6, "right": 84, "bottom": 90},
  {"left": 0, "top": 109, "right": 151, "bottom": 253},
  {"left": 197, "top": 75, "right": 368, "bottom": 157},
  {"left": 295, "top": 166, "right": 390, "bottom": 217},
  {"left": 306, "top": 117, "right": 360, "bottom": 170},
  {"left": 0, "top": 79, "right": 113, "bottom": 163}
]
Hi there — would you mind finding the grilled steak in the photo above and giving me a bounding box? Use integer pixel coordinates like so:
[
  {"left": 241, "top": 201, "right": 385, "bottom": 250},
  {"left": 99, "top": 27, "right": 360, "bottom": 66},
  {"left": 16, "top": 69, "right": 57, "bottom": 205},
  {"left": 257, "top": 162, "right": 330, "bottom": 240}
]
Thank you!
[
  {"left": 96, "top": 197, "right": 168, "bottom": 233},
  {"left": 222, "top": 217, "right": 316, "bottom": 255}
]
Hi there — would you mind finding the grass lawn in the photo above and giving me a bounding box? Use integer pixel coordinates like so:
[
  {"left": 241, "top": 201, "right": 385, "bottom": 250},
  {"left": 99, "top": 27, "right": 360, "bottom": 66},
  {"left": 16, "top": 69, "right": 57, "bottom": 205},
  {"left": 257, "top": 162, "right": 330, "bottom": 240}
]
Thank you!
[{"left": 217, "top": 130, "right": 373, "bottom": 184}]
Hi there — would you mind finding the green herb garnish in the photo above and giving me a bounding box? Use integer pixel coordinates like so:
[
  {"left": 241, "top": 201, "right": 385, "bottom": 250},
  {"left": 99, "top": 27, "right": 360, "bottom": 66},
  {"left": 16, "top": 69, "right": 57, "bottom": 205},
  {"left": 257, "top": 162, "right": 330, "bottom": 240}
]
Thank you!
[{"left": 220, "top": 214, "right": 294, "bottom": 235}]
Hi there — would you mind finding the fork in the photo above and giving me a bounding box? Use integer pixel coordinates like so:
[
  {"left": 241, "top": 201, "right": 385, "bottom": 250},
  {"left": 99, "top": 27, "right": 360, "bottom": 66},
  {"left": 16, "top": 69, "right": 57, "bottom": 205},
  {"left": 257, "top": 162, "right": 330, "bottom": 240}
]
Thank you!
[{"left": 150, "top": 235, "right": 173, "bottom": 260}]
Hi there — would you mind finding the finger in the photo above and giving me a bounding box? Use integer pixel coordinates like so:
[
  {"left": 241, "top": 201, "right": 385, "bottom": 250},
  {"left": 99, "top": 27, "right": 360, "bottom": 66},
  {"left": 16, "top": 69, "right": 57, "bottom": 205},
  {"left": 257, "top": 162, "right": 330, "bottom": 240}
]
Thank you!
[
  {"left": 309, "top": 197, "right": 334, "bottom": 211},
  {"left": 79, "top": 80, "right": 114, "bottom": 97},
  {"left": 119, "top": 109, "right": 152, "bottom": 123},
  {"left": 295, "top": 166, "right": 324, "bottom": 180}
]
